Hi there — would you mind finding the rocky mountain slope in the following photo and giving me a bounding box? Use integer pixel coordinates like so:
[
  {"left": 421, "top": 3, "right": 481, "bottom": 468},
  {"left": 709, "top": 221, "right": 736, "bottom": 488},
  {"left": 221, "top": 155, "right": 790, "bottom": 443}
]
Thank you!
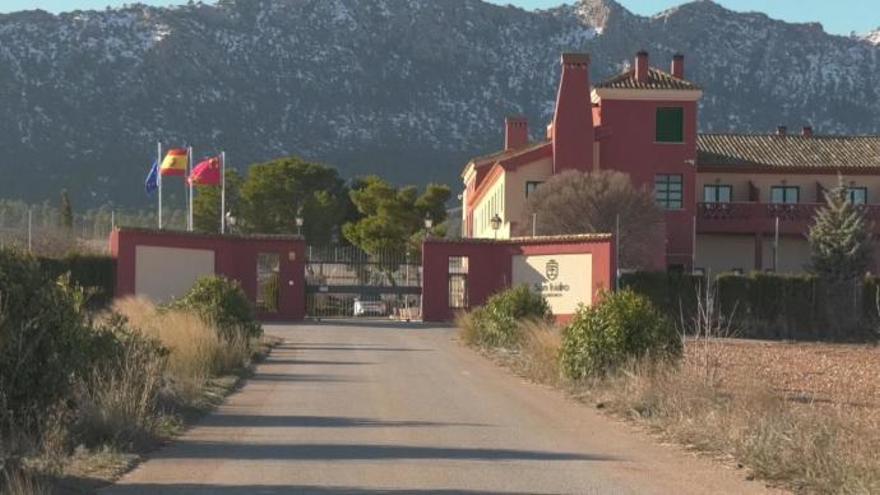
[{"left": 1, "top": 0, "right": 878, "bottom": 206}]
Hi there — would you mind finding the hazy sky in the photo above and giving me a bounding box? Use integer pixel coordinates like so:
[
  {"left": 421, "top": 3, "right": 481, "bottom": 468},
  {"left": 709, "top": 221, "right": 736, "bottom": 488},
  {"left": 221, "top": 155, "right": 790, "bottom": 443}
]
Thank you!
[{"left": 1, "top": 0, "right": 877, "bottom": 36}]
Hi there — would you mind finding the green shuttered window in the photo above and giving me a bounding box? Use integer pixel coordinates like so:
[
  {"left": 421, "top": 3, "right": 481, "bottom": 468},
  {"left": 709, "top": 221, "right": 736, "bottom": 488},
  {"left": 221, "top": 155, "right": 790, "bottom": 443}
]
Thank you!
[{"left": 656, "top": 107, "right": 684, "bottom": 143}]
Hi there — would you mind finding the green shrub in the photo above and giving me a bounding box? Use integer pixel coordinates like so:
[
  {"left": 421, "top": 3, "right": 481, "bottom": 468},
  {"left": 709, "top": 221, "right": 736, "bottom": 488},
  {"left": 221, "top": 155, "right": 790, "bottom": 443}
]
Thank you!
[
  {"left": 170, "top": 275, "right": 262, "bottom": 340},
  {"left": 38, "top": 254, "right": 116, "bottom": 309},
  {"left": 561, "top": 289, "right": 681, "bottom": 380},
  {"left": 0, "top": 248, "right": 98, "bottom": 433},
  {"left": 465, "top": 285, "right": 552, "bottom": 348},
  {"left": 619, "top": 271, "right": 703, "bottom": 322}
]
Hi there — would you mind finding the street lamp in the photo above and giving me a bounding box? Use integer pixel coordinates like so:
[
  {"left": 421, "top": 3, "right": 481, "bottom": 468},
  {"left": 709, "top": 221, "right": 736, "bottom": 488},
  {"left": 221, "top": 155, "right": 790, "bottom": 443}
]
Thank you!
[
  {"left": 490, "top": 213, "right": 502, "bottom": 239},
  {"left": 295, "top": 207, "right": 304, "bottom": 236},
  {"left": 423, "top": 213, "right": 433, "bottom": 241}
]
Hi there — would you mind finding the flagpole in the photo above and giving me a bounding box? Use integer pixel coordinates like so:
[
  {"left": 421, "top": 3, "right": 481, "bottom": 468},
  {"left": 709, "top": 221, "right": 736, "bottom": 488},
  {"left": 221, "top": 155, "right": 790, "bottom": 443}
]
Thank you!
[
  {"left": 157, "top": 141, "right": 163, "bottom": 229},
  {"left": 221, "top": 151, "right": 226, "bottom": 235},
  {"left": 187, "top": 146, "right": 194, "bottom": 231}
]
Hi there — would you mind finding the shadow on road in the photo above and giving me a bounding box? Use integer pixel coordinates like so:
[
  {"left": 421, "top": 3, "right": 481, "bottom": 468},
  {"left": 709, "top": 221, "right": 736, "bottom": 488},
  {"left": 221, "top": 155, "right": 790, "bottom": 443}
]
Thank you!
[
  {"left": 259, "top": 359, "right": 376, "bottom": 366},
  {"left": 151, "top": 442, "right": 617, "bottom": 462},
  {"left": 249, "top": 373, "right": 360, "bottom": 383},
  {"left": 107, "top": 484, "right": 547, "bottom": 494},
  {"left": 274, "top": 345, "right": 433, "bottom": 352},
  {"left": 198, "top": 415, "right": 489, "bottom": 429}
]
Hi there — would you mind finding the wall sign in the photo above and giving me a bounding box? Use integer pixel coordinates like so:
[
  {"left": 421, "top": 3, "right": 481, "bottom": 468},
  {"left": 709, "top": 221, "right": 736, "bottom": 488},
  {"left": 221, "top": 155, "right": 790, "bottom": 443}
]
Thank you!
[{"left": 511, "top": 254, "right": 592, "bottom": 314}]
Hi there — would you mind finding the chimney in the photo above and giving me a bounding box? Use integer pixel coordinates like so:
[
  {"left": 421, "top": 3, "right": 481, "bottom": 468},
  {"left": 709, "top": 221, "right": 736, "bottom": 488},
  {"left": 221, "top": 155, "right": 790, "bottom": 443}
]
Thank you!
[
  {"left": 671, "top": 53, "right": 684, "bottom": 79},
  {"left": 552, "top": 53, "right": 595, "bottom": 173},
  {"left": 776, "top": 126, "right": 787, "bottom": 136},
  {"left": 802, "top": 126, "right": 813, "bottom": 137},
  {"left": 635, "top": 50, "right": 649, "bottom": 83},
  {"left": 504, "top": 116, "right": 528, "bottom": 150}
]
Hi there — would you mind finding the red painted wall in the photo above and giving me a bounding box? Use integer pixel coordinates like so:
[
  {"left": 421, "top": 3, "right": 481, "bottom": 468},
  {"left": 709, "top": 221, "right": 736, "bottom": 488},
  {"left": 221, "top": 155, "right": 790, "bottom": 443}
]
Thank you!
[
  {"left": 111, "top": 228, "right": 306, "bottom": 321},
  {"left": 552, "top": 53, "right": 594, "bottom": 173},
  {"left": 598, "top": 98, "right": 698, "bottom": 269},
  {"left": 421, "top": 237, "right": 614, "bottom": 322}
]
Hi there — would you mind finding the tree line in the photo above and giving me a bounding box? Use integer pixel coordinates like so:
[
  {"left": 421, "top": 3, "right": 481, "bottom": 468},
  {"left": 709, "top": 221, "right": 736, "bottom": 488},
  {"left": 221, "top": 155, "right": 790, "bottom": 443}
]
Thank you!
[{"left": 192, "top": 156, "right": 451, "bottom": 255}]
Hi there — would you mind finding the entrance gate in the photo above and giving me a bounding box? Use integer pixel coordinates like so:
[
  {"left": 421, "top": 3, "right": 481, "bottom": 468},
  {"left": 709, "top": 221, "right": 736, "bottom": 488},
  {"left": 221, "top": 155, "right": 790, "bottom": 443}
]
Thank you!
[{"left": 304, "top": 245, "right": 422, "bottom": 319}]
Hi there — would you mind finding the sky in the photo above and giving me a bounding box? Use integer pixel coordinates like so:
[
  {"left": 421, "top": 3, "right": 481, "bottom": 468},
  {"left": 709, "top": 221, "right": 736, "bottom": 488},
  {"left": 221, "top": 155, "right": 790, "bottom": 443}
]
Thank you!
[{"left": 0, "top": 0, "right": 877, "bottom": 36}]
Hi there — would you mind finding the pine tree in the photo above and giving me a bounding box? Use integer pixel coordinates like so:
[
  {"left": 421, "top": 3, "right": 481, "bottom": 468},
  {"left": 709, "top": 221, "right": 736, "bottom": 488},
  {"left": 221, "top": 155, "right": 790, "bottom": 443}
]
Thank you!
[
  {"left": 60, "top": 189, "right": 73, "bottom": 232},
  {"left": 808, "top": 177, "right": 872, "bottom": 282},
  {"left": 808, "top": 176, "right": 873, "bottom": 335}
]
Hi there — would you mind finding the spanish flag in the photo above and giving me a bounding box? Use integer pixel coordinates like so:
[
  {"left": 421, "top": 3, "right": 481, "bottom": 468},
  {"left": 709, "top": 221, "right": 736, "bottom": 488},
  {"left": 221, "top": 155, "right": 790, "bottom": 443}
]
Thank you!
[{"left": 160, "top": 148, "right": 188, "bottom": 176}]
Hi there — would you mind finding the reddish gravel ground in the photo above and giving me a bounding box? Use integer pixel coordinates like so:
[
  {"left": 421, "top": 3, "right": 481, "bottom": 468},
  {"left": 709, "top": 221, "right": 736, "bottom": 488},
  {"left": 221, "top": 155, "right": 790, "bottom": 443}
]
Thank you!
[{"left": 694, "top": 339, "right": 880, "bottom": 416}]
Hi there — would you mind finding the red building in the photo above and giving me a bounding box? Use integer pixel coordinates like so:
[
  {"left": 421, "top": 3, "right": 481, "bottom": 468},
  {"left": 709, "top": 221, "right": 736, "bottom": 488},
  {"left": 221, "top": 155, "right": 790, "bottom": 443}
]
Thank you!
[{"left": 461, "top": 51, "right": 880, "bottom": 274}]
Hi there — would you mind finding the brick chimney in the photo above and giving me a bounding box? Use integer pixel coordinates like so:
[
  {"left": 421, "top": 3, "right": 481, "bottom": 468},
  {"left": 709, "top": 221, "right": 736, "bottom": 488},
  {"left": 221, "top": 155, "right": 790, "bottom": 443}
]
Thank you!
[
  {"left": 671, "top": 53, "right": 684, "bottom": 79},
  {"left": 635, "top": 50, "right": 649, "bottom": 83},
  {"left": 802, "top": 126, "right": 813, "bottom": 137},
  {"left": 776, "top": 125, "right": 787, "bottom": 136},
  {"left": 504, "top": 116, "right": 528, "bottom": 150},
  {"left": 552, "top": 53, "right": 594, "bottom": 173}
]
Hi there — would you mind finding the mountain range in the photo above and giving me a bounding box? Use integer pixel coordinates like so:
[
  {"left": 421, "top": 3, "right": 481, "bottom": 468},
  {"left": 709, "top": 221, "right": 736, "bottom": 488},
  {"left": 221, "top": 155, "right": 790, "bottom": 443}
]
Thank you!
[{"left": 1, "top": 0, "right": 879, "bottom": 207}]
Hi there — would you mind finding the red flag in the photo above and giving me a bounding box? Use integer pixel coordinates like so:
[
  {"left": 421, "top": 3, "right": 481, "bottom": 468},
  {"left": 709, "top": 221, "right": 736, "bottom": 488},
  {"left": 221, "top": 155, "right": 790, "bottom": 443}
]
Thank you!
[{"left": 188, "top": 156, "right": 221, "bottom": 186}]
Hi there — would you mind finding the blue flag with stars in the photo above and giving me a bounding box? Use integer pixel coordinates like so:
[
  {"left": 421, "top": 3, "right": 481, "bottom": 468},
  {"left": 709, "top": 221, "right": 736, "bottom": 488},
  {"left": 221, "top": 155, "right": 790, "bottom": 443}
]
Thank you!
[{"left": 145, "top": 160, "right": 159, "bottom": 196}]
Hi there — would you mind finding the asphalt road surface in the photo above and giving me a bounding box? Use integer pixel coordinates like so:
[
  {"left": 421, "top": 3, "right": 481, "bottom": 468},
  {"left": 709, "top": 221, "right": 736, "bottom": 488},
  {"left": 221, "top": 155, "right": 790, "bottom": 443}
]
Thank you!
[{"left": 105, "top": 321, "right": 779, "bottom": 495}]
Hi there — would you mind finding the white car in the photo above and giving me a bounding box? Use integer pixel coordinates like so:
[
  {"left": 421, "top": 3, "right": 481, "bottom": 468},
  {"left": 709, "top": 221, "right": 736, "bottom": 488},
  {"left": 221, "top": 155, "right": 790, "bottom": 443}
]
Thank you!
[{"left": 353, "top": 299, "right": 387, "bottom": 317}]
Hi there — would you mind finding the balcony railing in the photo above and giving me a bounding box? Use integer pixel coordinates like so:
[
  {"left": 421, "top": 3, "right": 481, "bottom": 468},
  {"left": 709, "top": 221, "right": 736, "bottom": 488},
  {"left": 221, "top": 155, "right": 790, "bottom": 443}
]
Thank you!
[{"left": 696, "top": 202, "right": 880, "bottom": 235}]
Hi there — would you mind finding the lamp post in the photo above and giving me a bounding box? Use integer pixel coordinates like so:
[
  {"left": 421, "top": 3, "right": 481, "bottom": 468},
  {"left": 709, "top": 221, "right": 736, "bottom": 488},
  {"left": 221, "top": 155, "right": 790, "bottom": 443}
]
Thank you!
[
  {"left": 295, "top": 209, "right": 304, "bottom": 237},
  {"left": 424, "top": 213, "right": 433, "bottom": 239},
  {"left": 490, "top": 213, "right": 502, "bottom": 240},
  {"left": 225, "top": 211, "right": 237, "bottom": 232}
]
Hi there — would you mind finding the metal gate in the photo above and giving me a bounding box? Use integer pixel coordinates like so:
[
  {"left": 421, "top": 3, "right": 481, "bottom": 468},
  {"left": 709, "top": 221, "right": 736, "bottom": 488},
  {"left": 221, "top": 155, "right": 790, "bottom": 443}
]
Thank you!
[{"left": 304, "top": 245, "right": 422, "bottom": 319}]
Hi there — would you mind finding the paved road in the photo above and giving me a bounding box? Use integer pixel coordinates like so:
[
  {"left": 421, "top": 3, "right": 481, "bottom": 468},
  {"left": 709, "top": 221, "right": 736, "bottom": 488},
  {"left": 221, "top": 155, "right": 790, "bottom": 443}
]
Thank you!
[{"left": 105, "top": 321, "right": 778, "bottom": 494}]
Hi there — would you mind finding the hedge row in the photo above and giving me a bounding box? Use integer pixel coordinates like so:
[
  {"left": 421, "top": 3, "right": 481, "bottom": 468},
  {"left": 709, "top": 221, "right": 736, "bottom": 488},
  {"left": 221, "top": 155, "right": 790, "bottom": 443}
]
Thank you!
[
  {"left": 621, "top": 271, "right": 875, "bottom": 340},
  {"left": 38, "top": 254, "right": 116, "bottom": 308}
]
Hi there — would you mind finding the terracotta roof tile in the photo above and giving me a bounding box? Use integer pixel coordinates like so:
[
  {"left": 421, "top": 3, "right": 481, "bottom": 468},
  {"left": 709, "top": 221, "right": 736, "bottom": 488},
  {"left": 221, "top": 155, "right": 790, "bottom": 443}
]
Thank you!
[
  {"left": 426, "top": 233, "right": 612, "bottom": 245},
  {"left": 697, "top": 134, "right": 880, "bottom": 169},
  {"left": 595, "top": 67, "right": 700, "bottom": 91},
  {"left": 468, "top": 140, "right": 551, "bottom": 169}
]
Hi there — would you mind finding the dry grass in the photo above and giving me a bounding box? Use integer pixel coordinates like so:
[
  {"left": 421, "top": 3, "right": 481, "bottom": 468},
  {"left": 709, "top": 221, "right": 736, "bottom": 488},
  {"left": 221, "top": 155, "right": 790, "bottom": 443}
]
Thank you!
[
  {"left": 455, "top": 310, "right": 481, "bottom": 347},
  {"left": 73, "top": 334, "right": 166, "bottom": 450},
  {"left": 512, "top": 320, "right": 564, "bottom": 386},
  {"left": 460, "top": 313, "right": 880, "bottom": 494},
  {"left": 593, "top": 352, "right": 880, "bottom": 494},
  {"left": 1, "top": 469, "right": 52, "bottom": 495},
  {"left": 113, "top": 297, "right": 252, "bottom": 401}
]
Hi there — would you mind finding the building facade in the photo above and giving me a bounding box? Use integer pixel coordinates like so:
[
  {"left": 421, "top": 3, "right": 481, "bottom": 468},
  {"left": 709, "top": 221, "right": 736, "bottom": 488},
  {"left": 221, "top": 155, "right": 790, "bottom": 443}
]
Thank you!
[{"left": 461, "top": 51, "right": 880, "bottom": 275}]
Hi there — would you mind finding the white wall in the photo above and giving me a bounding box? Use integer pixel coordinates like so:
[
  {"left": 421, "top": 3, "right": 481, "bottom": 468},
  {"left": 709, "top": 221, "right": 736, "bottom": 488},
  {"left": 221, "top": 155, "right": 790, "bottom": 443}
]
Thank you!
[
  {"left": 135, "top": 245, "right": 215, "bottom": 303},
  {"left": 512, "top": 253, "right": 592, "bottom": 314}
]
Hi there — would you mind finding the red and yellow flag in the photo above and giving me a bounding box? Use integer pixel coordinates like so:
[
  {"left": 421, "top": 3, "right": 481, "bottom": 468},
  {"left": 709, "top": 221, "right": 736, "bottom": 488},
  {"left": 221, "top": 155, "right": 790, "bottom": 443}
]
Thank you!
[{"left": 160, "top": 148, "right": 188, "bottom": 176}]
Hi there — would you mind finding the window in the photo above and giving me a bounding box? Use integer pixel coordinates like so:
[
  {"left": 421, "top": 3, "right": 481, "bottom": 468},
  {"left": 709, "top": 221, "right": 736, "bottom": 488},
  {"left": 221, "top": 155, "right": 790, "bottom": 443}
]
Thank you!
[
  {"left": 525, "top": 181, "right": 543, "bottom": 198},
  {"left": 448, "top": 256, "right": 469, "bottom": 309},
  {"left": 655, "top": 174, "right": 683, "bottom": 209},
  {"left": 848, "top": 187, "right": 867, "bottom": 205},
  {"left": 770, "top": 186, "right": 799, "bottom": 204},
  {"left": 256, "top": 253, "right": 280, "bottom": 313},
  {"left": 703, "top": 184, "right": 732, "bottom": 203},
  {"left": 655, "top": 107, "right": 684, "bottom": 143}
]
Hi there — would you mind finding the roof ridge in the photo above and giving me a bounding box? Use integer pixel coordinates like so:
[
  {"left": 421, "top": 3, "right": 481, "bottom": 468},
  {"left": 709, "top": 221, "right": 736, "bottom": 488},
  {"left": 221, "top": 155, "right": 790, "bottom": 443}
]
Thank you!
[{"left": 699, "top": 133, "right": 880, "bottom": 139}]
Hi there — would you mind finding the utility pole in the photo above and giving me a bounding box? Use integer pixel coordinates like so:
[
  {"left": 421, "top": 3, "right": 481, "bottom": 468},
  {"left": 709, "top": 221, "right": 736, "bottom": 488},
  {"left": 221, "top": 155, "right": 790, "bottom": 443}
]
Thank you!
[
  {"left": 615, "top": 214, "right": 620, "bottom": 290},
  {"left": 774, "top": 216, "right": 780, "bottom": 272},
  {"left": 27, "top": 208, "right": 32, "bottom": 253}
]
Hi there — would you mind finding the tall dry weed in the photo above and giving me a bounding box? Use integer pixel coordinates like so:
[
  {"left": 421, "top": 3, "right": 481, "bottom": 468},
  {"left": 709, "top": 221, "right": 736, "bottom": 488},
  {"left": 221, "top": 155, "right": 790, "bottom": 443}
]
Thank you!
[
  {"left": 1, "top": 468, "right": 52, "bottom": 495},
  {"left": 112, "top": 297, "right": 251, "bottom": 401},
  {"left": 73, "top": 330, "right": 166, "bottom": 449},
  {"left": 516, "top": 320, "right": 563, "bottom": 386}
]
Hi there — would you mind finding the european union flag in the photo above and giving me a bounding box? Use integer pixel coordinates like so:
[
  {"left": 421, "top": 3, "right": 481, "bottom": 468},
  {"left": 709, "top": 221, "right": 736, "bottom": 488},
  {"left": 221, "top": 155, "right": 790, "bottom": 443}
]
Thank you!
[{"left": 145, "top": 160, "right": 159, "bottom": 196}]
